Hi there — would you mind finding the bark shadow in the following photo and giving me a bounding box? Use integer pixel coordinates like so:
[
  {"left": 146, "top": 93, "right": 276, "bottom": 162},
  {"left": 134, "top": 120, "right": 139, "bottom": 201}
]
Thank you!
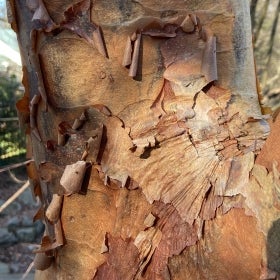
[
  {"left": 267, "top": 218, "right": 280, "bottom": 275},
  {"left": 79, "top": 163, "right": 92, "bottom": 195},
  {"left": 133, "top": 36, "right": 143, "bottom": 82}
]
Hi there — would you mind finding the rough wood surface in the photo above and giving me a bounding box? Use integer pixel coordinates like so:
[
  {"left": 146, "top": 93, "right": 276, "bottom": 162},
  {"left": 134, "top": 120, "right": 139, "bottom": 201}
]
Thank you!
[{"left": 9, "top": 0, "right": 280, "bottom": 279}]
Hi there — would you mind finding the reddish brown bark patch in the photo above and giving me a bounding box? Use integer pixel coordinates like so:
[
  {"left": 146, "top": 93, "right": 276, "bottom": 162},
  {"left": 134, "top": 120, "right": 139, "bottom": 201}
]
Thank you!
[
  {"left": 168, "top": 208, "right": 265, "bottom": 279},
  {"left": 142, "top": 202, "right": 198, "bottom": 279},
  {"left": 256, "top": 114, "right": 280, "bottom": 171},
  {"left": 94, "top": 235, "right": 141, "bottom": 280}
]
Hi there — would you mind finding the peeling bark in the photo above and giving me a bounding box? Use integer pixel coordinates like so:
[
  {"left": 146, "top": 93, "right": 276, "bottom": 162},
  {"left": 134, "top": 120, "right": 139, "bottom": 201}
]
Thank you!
[{"left": 9, "top": 0, "right": 280, "bottom": 279}]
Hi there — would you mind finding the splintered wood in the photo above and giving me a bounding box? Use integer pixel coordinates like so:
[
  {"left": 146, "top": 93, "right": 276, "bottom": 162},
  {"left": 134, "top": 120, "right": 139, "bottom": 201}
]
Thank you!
[{"left": 11, "top": 0, "right": 280, "bottom": 279}]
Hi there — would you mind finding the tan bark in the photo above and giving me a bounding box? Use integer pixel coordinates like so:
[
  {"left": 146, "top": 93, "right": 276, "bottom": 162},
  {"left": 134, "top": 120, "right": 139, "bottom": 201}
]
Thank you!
[{"left": 9, "top": 0, "right": 280, "bottom": 279}]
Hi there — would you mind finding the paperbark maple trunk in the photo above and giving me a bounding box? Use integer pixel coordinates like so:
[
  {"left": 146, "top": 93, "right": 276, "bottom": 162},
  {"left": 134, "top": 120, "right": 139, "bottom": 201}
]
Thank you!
[{"left": 8, "top": 0, "right": 280, "bottom": 279}]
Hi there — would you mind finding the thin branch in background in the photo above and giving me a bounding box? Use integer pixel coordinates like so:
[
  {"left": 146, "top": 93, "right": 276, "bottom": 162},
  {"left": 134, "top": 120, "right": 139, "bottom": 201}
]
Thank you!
[
  {"left": 0, "top": 159, "right": 33, "bottom": 173},
  {"left": 0, "top": 117, "right": 19, "bottom": 121},
  {"left": 250, "top": 0, "right": 258, "bottom": 31},
  {"left": 0, "top": 17, "right": 8, "bottom": 23},
  {"left": 266, "top": 68, "right": 280, "bottom": 87},
  {"left": 8, "top": 169, "right": 25, "bottom": 183},
  {"left": 262, "top": 0, "right": 280, "bottom": 89},
  {"left": 0, "top": 181, "right": 30, "bottom": 214},
  {"left": 21, "top": 261, "right": 34, "bottom": 280},
  {"left": 254, "top": 0, "right": 270, "bottom": 44},
  {"left": 267, "top": 0, "right": 280, "bottom": 59}
]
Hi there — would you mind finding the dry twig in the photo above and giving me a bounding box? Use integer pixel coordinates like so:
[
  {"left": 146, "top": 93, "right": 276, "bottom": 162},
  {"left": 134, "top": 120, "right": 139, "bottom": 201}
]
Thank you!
[{"left": 0, "top": 181, "right": 30, "bottom": 214}]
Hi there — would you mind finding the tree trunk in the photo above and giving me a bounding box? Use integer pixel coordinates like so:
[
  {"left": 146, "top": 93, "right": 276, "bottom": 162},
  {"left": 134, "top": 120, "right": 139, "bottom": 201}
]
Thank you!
[{"left": 8, "top": 0, "right": 280, "bottom": 279}]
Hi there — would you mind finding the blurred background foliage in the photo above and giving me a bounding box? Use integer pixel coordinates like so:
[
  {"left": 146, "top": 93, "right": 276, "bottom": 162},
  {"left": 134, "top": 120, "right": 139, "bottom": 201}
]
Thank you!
[
  {"left": 251, "top": 0, "right": 280, "bottom": 109},
  {"left": 0, "top": 0, "right": 25, "bottom": 165},
  {"left": 0, "top": 73, "right": 25, "bottom": 165},
  {"left": 0, "top": 0, "right": 279, "bottom": 166}
]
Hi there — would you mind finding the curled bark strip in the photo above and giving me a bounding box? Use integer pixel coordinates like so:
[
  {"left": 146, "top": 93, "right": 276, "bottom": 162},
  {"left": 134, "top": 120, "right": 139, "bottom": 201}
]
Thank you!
[
  {"left": 35, "top": 220, "right": 64, "bottom": 253},
  {"left": 142, "top": 30, "right": 176, "bottom": 38},
  {"left": 27, "top": 0, "right": 56, "bottom": 32},
  {"left": 30, "top": 94, "right": 40, "bottom": 107},
  {"left": 29, "top": 94, "right": 42, "bottom": 141},
  {"left": 32, "top": 0, "right": 48, "bottom": 22},
  {"left": 46, "top": 194, "right": 64, "bottom": 223},
  {"left": 33, "top": 253, "right": 53, "bottom": 271},
  {"left": 38, "top": 85, "right": 48, "bottom": 112},
  {"left": 72, "top": 119, "right": 83, "bottom": 130},
  {"left": 60, "top": 161, "right": 87, "bottom": 195},
  {"left": 86, "top": 137, "right": 96, "bottom": 152},
  {"left": 180, "top": 15, "right": 195, "bottom": 33},
  {"left": 82, "top": 126, "right": 104, "bottom": 162},
  {"left": 34, "top": 235, "right": 54, "bottom": 254},
  {"left": 201, "top": 36, "right": 218, "bottom": 83},
  {"left": 57, "top": 130, "right": 66, "bottom": 146},
  {"left": 32, "top": 71, "right": 47, "bottom": 112},
  {"left": 81, "top": 150, "right": 88, "bottom": 161},
  {"left": 122, "top": 36, "right": 132, "bottom": 67},
  {"left": 93, "top": 26, "right": 107, "bottom": 57},
  {"left": 129, "top": 34, "right": 141, "bottom": 78},
  {"left": 144, "top": 213, "right": 156, "bottom": 228},
  {"left": 72, "top": 112, "right": 87, "bottom": 130},
  {"left": 86, "top": 136, "right": 95, "bottom": 147},
  {"left": 61, "top": 0, "right": 96, "bottom": 45},
  {"left": 30, "top": 32, "right": 48, "bottom": 111},
  {"left": 54, "top": 219, "right": 64, "bottom": 247},
  {"left": 190, "top": 14, "right": 198, "bottom": 26},
  {"left": 199, "top": 27, "right": 208, "bottom": 42},
  {"left": 199, "top": 26, "right": 214, "bottom": 42},
  {"left": 130, "top": 32, "right": 137, "bottom": 41},
  {"left": 57, "top": 121, "right": 73, "bottom": 146},
  {"left": 142, "top": 24, "right": 178, "bottom": 38},
  {"left": 91, "top": 104, "right": 112, "bottom": 116}
]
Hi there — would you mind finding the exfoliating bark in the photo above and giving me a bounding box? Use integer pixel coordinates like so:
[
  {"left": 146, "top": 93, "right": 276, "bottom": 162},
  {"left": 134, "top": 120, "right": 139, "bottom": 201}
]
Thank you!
[{"left": 8, "top": 0, "right": 280, "bottom": 279}]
